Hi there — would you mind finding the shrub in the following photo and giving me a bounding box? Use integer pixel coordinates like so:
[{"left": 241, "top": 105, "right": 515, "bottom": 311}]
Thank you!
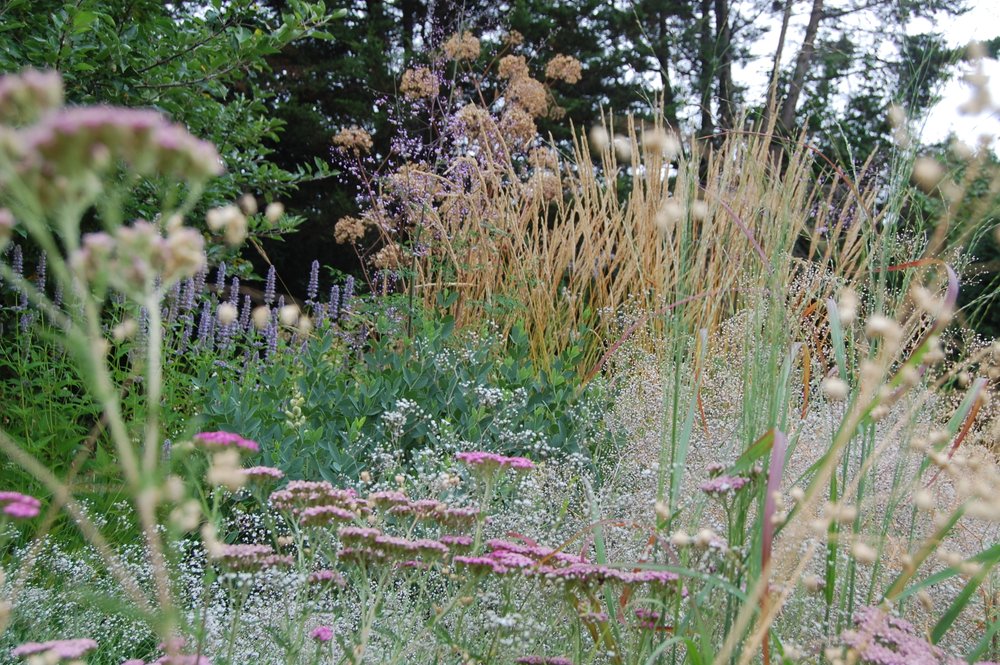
[{"left": 197, "top": 297, "right": 615, "bottom": 484}]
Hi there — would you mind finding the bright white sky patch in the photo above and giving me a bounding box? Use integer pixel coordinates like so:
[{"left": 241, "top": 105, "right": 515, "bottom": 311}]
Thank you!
[
  {"left": 919, "top": 1, "right": 1000, "bottom": 148},
  {"left": 731, "top": 0, "right": 999, "bottom": 150}
]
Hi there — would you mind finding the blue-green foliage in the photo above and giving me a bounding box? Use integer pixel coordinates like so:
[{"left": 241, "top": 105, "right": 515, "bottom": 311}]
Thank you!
[{"left": 197, "top": 308, "right": 613, "bottom": 483}]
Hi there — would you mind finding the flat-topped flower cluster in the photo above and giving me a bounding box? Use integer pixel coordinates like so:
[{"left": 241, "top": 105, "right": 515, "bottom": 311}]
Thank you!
[{"left": 455, "top": 538, "right": 680, "bottom": 590}]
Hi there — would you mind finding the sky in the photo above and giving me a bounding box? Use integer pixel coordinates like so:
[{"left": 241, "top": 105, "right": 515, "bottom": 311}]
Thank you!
[
  {"left": 919, "top": 1, "right": 1000, "bottom": 147},
  {"left": 731, "top": 0, "right": 999, "bottom": 150}
]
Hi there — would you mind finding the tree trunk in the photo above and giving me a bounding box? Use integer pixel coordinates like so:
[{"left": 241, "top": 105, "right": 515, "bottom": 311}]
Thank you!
[
  {"left": 698, "top": 0, "right": 715, "bottom": 140},
  {"left": 650, "top": 8, "right": 681, "bottom": 130},
  {"left": 763, "top": 0, "right": 794, "bottom": 130},
  {"left": 777, "top": 0, "right": 823, "bottom": 131},
  {"left": 715, "top": 0, "right": 734, "bottom": 131}
]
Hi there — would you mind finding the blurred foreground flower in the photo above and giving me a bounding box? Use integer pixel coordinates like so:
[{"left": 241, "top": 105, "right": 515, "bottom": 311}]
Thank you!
[
  {"left": 0, "top": 491, "right": 40, "bottom": 519},
  {"left": 11, "top": 638, "right": 97, "bottom": 662}
]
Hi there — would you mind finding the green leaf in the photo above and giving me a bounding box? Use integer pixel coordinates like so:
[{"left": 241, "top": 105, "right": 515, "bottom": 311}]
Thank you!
[
  {"left": 71, "top": 10, "right": 98, "bottom": 33},
  {"left": 730, "top": 429, "right": 777, "bottom": 475}
]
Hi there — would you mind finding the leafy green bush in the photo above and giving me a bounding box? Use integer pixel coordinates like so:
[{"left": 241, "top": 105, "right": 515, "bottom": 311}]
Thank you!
[{"left": 197, "top": 301, "right": 616, "bottom": 483}]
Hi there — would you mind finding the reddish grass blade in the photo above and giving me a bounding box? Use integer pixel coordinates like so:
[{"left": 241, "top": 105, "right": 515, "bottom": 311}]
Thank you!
[{"left": 926, "top": 377, "right": 987, "bottom": 487}]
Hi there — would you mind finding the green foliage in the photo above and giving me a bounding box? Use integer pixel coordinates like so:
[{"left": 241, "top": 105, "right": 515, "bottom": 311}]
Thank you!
[
  {"left": 0, "top": 322, "right": 101, "bottom": 510},
  {"left": 196, "top": 304, "right": 614, "bottom": 483},
  {"left": 0, "top": 0, "right": 343, "bottom": 217}
]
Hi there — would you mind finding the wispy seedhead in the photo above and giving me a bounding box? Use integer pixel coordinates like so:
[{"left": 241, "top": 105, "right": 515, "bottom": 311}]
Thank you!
[
  {"left": 821, "top": 376, "right": 849, "bottom": 401},
  {"left": 912, "top": 156, "right": 947, "bottom": 193},
  {"left": 334, "top": 215, "right": 366, "bottom": 245},
  {"left": 264, "top": 201, "right": 284, "bottom": 225},
  {"left": 443, "top": 31, "right": 480, "bottom": 62},
  {"left": 545, "top": 54, "right": 582, "bottom": 85},
  {"left": 400, "top": 66, "right": 439, "bottom": 100},
  {"left": 332, "top": 126, "right": 374, "bottom": 155},
  {"left": 0, "top": 209, "right": 13, "bottom": 249},
  {"left": 641, "top": 127, "right": 681, "bottom": 160},
  {"left": 957, "top": 54, "right": 994, "bottom": 116},
  {"left": 205, "top": 204, "right": 247, "bottom": 246}
]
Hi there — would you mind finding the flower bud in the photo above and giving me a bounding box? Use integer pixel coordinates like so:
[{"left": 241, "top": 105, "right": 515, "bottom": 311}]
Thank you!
[
  {"left": 821, "top": 376, "right": 849, "bottom": 401},
  {"left": 239, "top": 193, "right": 258, "bottom": 216},
  {"left": 252, "top": 306, "right": 271, "bottom": 330},
  {"left": 217, "top": 302, "right": 238, "bottom": 326},
  {"left": 278, "top": 304, "right": 300, "bottom": 326},
  {"left": 265, "top": 202, "right": 285, "bottom": 224}
]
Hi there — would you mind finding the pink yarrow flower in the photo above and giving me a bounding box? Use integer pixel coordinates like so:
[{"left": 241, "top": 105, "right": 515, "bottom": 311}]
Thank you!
[
  {"left": 12, "top": 638, "right": 98, "bottom": 660},
  {"left": 310, "top": 626, "right": 334, "bottom": 642},
  {"left": 699, "top": 475, "right": 750, "bottom": 496},
  {"left": 300, "top": 504, "right": 358, "bottom": 526},
  {"left": 439, "top": 534, "right": 474, "bottom": 549},
  {"left": 456, "top": 451, "right": 535, "bottom": 470},
  {"left": 193, "top": 431, "right": 259, "bottom": 454},
  {"left": 242, "top": 466, "right": 284, "bottom": 481},
  {"left": 0, "top": 491, "right": 40, "bottom": 519},
  {"left": 307, "top": 569, "right": 347, "bottom": 587},
  {"left": 212, "top": 543, "right": 292, "bottom": 571},
  {"left": 839, "top": 605, "right": 995, "bottom": 665}
]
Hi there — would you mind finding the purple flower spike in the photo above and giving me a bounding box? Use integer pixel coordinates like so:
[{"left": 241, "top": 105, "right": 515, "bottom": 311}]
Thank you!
[
  {"left": 307, "top": 260, "right": 320, "bottom": 302},
  {"left": 264, "top": 265, "right": 276, "bottom": 306},
  {"left": 341, "top": 276, "right": 354, "bottom": 315},
  {"left": 214, "top": 262, "right": 226, "bottom": 297}
]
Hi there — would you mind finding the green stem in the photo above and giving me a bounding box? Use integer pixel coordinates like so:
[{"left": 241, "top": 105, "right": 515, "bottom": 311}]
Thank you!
[{"left": 143, "top": 291, "right": 164, "bottom": 474}]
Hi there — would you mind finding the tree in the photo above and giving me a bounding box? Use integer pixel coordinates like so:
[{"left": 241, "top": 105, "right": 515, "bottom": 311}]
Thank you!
[
  {"left": 0, "top": 0, "right": 342, "bottom": 218},
  {"left": 766, "top": 0, "right": 974, "bottom": 163}
]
